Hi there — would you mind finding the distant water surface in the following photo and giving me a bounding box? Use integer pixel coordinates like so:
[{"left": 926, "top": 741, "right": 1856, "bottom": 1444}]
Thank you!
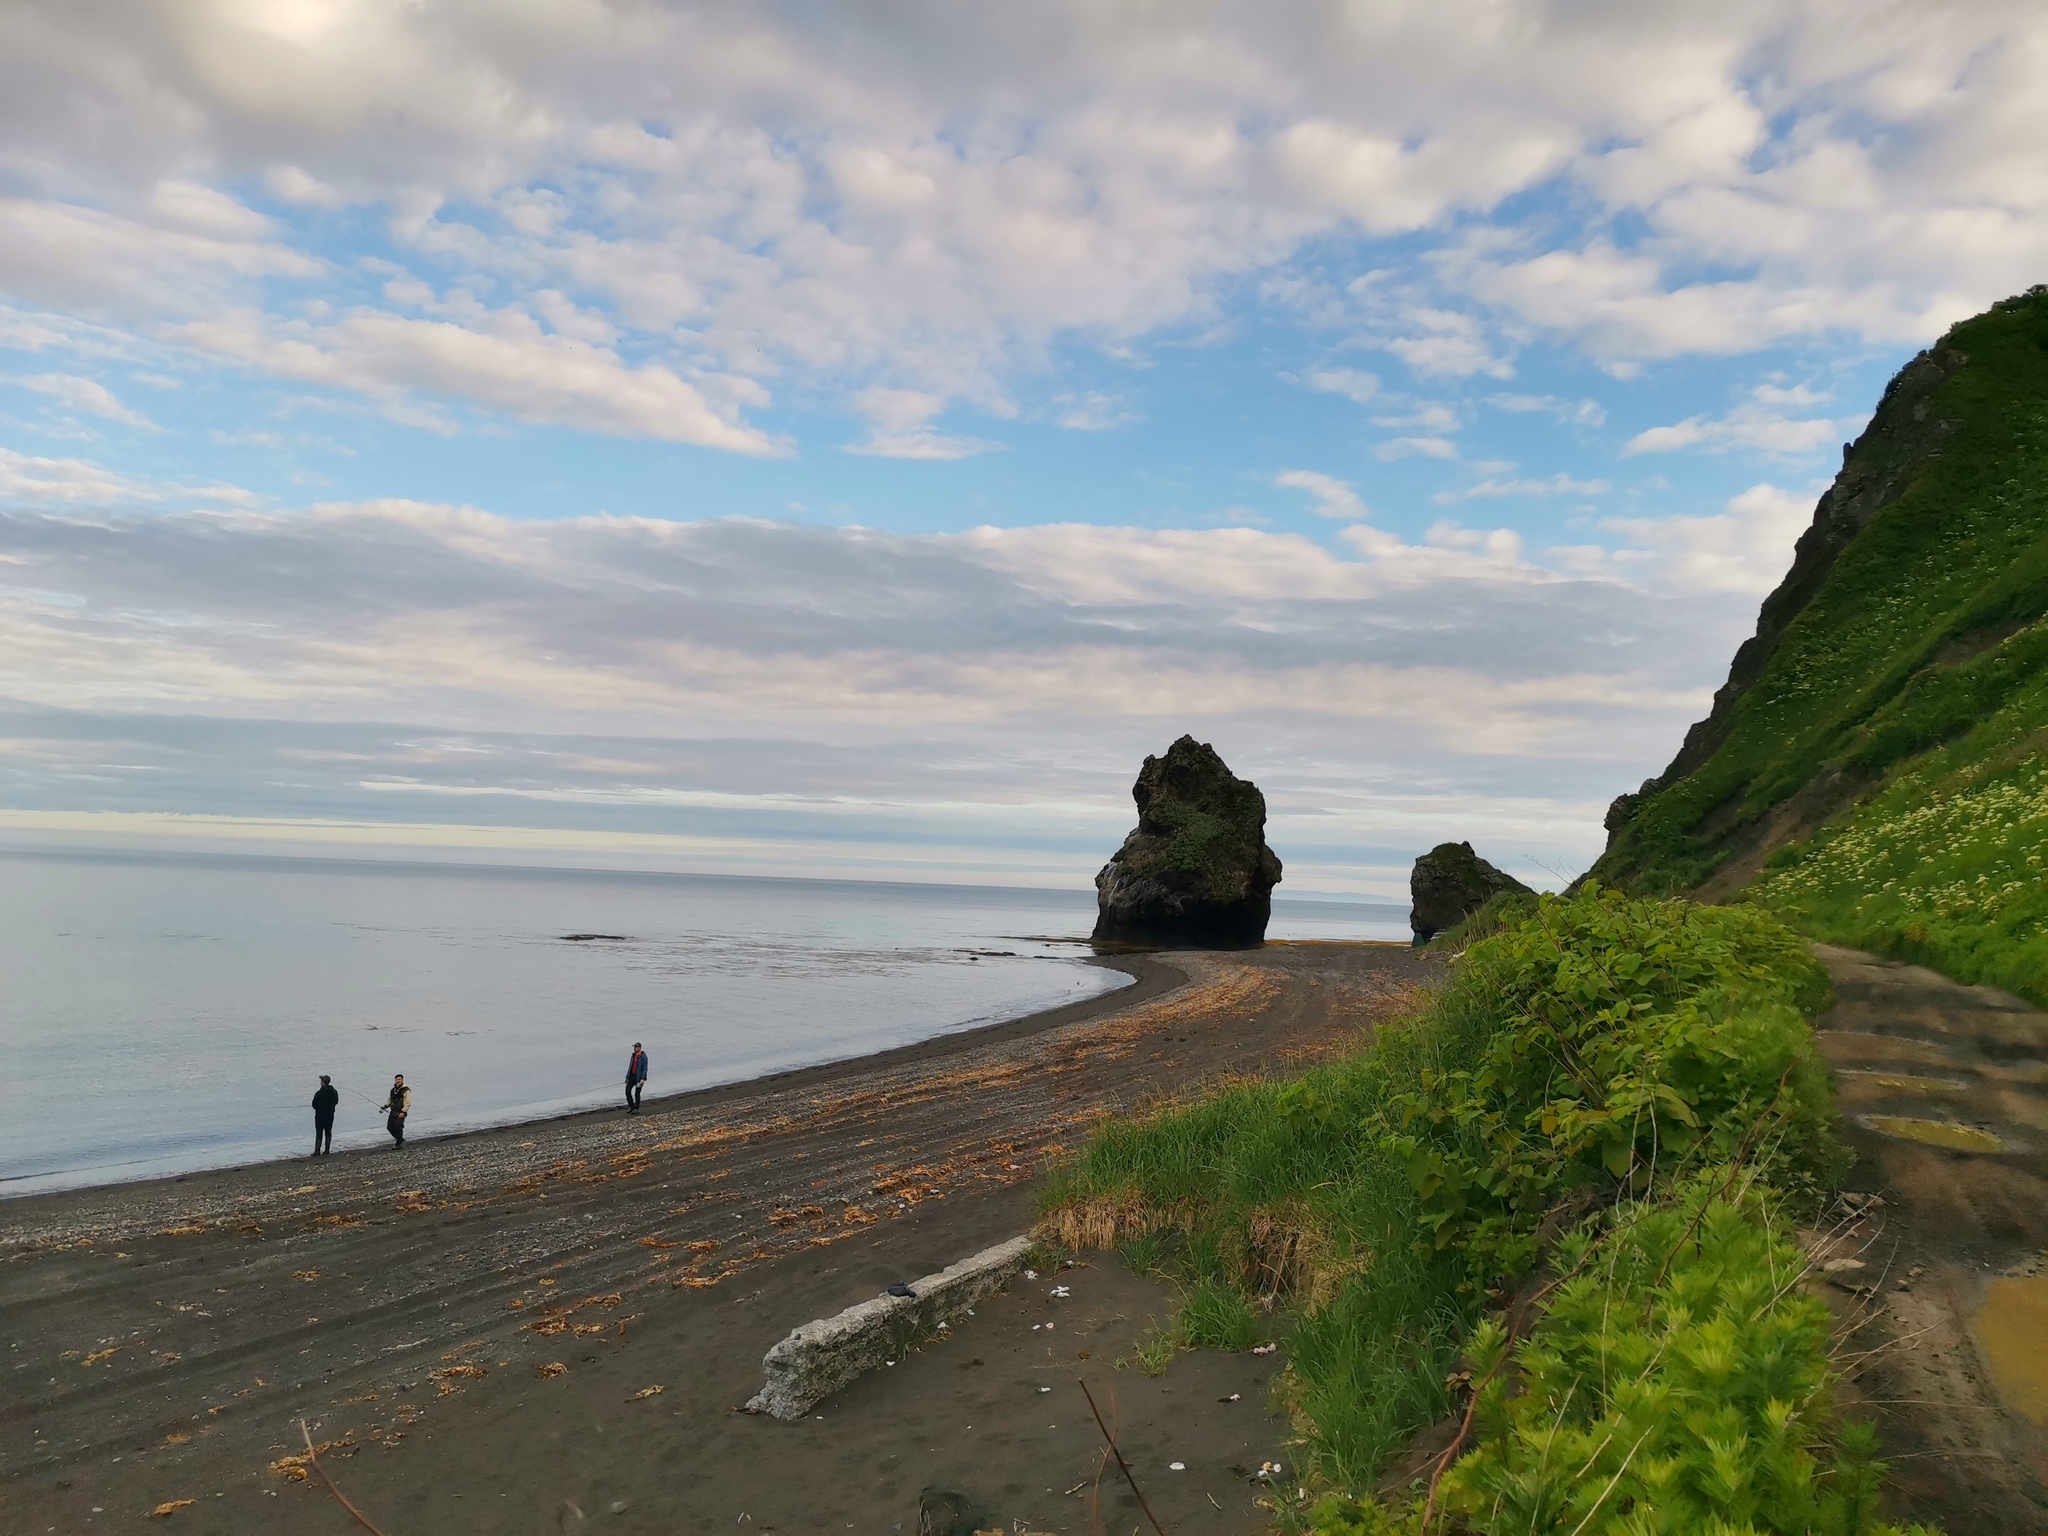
[{"left": 0, "top": 848, "right": 1409, "bottom": 1197}]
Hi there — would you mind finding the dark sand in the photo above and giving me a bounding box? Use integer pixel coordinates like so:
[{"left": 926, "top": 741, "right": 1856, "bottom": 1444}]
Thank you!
[{"left": 1, "top": 941, "right": 1437, "bottom": 1534}]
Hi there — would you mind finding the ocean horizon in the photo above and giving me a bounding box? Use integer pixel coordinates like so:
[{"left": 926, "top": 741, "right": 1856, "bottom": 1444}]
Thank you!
[{"left": 0, "top": 845, "right": 1410, "bottom": 1198}]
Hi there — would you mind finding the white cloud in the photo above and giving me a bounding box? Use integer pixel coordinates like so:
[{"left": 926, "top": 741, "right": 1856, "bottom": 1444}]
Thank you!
[
  {"left": 1624, "top": 386, "right": 1856, "bottom": 456},
  {"left": 1053, "top": 391, "right": 1140, "bottom": 431},
  {"left": 0, "top": 198, "right": 320, "bottom": 318},
  {"left": 1489, "top": 393, "right": 1606, "bottom": 426},
  {"left": 1303, "top": 367, "right": 1381, "bottom": 405},
  {"left": 10, "top": 372, "right": 158, "bottom": 429},
  {"left": 1597, "top": 483, "right": 1814, "bottom": 593},
  {"left": 0, "top": 1, "right": 2040, "bottom": 439},
  {"left": 1374, "top": 436, "right": 1459, "bottom": 461},
  {"left": 0, "top": 446, "right": 149, "bottom": 504},
  {"left": 1275, "top": 469, "right": 1368, "bottom": 521},
  {"left": 844, "top": 387, "right": 997, "bottom": 460},
  {"left": 175, "top": 309, "right": 785, "bottom": 454},
  {"left": 147, "top": 181, "right": 272, "bottom": 239},
  {"left": 1434, "top": 473, "right": 1610, "bottom": 505}
]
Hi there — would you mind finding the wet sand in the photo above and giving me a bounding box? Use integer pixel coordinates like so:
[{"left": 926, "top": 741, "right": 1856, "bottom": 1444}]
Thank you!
[
  {"left": 1810, "top": 944, "right": 2048, "bottom": 1534},
  {"left": 0, "top": 941, "right": 1436, "bottom": 1534}
]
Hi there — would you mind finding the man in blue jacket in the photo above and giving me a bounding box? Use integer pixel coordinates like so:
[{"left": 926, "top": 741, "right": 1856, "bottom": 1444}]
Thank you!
[
  {"left": 312, "top": 1075, "right": 339, "bottom": 1155},
  {"left": 625, "top": 1043, "right": 648, "bottom": 1114}
]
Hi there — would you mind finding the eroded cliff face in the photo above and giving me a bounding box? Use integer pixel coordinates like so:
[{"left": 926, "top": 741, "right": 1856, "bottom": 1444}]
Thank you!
[
  {"left": 1093, "top": 736, "right": 1282, "bottom": 947},
  {"left": 1590, "top": 285, "right": 2048, "bottom": 895}
]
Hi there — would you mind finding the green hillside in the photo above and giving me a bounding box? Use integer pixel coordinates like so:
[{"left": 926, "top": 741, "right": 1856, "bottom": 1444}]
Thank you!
[{"left": 1591, "top": 285, "right": 2048, "bottom": 997}]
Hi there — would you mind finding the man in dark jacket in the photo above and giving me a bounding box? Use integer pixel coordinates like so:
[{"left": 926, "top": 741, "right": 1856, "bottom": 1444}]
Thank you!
[
  {"left": 380, "top": 1074, "right": 411, "bottom": 1147},
  {"left": 625, "top": 1043, "right": 648, "bottom": 1114},
  {"left": 312, "top": 1075, "right": 339, "bottom": 1156}
]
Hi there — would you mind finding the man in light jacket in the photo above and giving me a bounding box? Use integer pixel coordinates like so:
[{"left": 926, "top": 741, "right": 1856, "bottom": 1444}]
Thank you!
[
  {"left": 625, "top": 1043, "right": 648, "bottom": 1114},
  {"left": 380, "top": 1074, "right": 411, "bottom": 1148}
]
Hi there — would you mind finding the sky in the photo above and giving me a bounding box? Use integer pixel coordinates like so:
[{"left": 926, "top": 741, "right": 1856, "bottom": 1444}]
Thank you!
[{"left": 2, "top": 1, "right": 2046, "bottom": 898}]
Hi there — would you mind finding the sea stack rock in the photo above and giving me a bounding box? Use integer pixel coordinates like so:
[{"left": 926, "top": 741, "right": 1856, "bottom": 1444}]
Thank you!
[
  {"left": 1092, "top": 736, "right": 1282, "bottom": 947},
  {"left": 1410, "top": 842, "right": 1531, "bottom": 944}
]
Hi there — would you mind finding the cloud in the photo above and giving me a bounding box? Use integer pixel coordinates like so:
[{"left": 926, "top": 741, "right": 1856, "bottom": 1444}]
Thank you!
[
  {"left": 1303, "top": 368, "right": 1381, "bottom": 405},
  {"left": 0, "top": 197, "right": 320, "bottom": 318},
  {"left": 9, "top": 372, "right": 159, "bottom": 430},
  {"left": 0, "top": 2, "right": 2041, "bottom": 443},
  {"left": 0, "top": 492, "right": 1814, "bottom": 888},
  {"left": 175, "top": 310, "right": 786, "bottom": 454},
  {"left": 844, "top": 388, "right": 997, "bottom": 459},
  {"left": 1374, "top": 436, "right": 1459, "bottom": 461},
  {"left": 1275, "top": 469, "right": 1368, "bottom": 521},
  {"left": 1624, "top": 386, "right": 1856, "bottom": 456},
  {"left": 1053, "top": 391, "right": 1140, "bottom": 431},
  {"left": 1594, "top": 483, "right": 1815, "bottom": 593},
  {"left": 1489, "top": 393, "right": 1607, "bottom": 426},
  {"left": 1434, "top": 473, "right": 1610, "bottom": 505},
  {"left": 0, "top": 446, "right": 150, "bottom": 504}
]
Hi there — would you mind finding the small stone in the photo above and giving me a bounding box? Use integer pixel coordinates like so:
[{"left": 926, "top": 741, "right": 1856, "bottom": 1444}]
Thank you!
[{"left": 611, "top": 1501, "right": 629, "bottom": 1514}]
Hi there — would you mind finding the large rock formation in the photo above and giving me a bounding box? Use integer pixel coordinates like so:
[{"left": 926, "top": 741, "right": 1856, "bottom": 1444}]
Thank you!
[
  {"left": 1410, "top": 842, "right": 1530, "bottom": 944},
  {"left": 1093, "top": 736, "right": 1282, "bottom": 947}
]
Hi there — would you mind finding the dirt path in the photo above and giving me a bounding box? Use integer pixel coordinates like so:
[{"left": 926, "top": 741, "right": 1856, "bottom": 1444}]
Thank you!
[
  {"left": 1812, "top": 944, "right": 2048, "bottom": 1533},
  {"left": 0, "top": 941, "right": 1431, "bottom": 1534}
]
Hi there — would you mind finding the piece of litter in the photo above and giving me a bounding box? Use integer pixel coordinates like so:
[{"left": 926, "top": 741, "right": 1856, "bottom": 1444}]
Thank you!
[
  {"left": 1251, "top": 1343, "right": 1278, "bottom": 1355},
  {"left": 1168, "top": 1462, "right": 1186, "bottom": 1472},
  {"left": 1038, "top": 1386, "right": 1052, "bottom": 1393},
  {"left": 1024, "top": 1269, "right": 1038, "bottom": 1280},
  {"left": 628, "top": 1385, "right": 664, "bottom": 1401},
  {"left": 1220, "top": 1393, "right": 1241, "bottom": 1402},
  {"left": 1045, "top": 1322, "right": 1054, "bottom": 1330},
  {"left": 611, "top": 1501, "right": 629, "bottom": 1514},
  {"left": 1049, "top": 1285, "right": 1070, "bottom": 1298}
]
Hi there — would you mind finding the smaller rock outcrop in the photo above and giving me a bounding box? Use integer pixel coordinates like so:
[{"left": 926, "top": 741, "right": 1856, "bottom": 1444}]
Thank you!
[
  {"left": 1410, "top": 841, "right": 1531, "bottom": 944},
  {"left": 1093, "top": 736, "right": 1283, "bottom": 947}
]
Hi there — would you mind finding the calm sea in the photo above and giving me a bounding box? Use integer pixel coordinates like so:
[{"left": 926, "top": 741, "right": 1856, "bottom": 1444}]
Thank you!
[{"left": 0, "top": 848, "right": 1410, "bottom": 1197}]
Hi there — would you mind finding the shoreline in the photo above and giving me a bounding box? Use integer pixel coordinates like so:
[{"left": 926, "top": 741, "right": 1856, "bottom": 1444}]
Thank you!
[
  {"left": 0, "top": 940, "right": 1438, "bottom": 1533},
  {"left": 0, "top": 950, "right": 1174, "bottom": 1212}
]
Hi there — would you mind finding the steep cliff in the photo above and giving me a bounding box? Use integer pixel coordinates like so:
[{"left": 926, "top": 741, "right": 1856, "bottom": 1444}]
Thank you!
[{"left": 1591, "top": 285, "right": 2048, "bottom": 911}]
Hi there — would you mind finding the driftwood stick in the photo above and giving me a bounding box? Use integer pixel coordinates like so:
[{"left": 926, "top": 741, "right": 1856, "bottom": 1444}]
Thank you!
[
  {"left": 298, "top": 1420, "right": 392, "bottom": 1536},
  {"left": 1079, "top": 1379, "right": 1168, "bottom": 1536}
]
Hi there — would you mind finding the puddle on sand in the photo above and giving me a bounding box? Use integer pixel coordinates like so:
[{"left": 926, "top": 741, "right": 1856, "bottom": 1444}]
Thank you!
[
  {"left": 1974, "top": 1275, "right": 2048, "bottom": 1426},
  {"left": 1862, "top": 1116, "right": 2006, "bottom": 1153},
  {"left": 1840, "top": 1070, "right": 1969, "bottom": 1095}
]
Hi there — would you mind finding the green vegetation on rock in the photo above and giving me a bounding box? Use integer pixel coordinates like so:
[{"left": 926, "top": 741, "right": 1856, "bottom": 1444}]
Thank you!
[
  {"left": 1093, "top": 735, "right": 1283, "bottom": 946},
  {"left": 1591, "top": 286, "right": 2048, "bottom": 909},
  {"left": 1043, "top": 892, "right": 1907, "bottom": 1530}
]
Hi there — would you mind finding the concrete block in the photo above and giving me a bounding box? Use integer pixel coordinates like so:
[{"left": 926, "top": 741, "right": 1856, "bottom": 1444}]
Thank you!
[{"left": 746, "top": 1234, "right": 1034, "bottom": 1419}]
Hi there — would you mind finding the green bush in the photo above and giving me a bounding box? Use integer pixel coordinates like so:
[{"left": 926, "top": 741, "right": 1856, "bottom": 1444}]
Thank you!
[
  {"left": 1040, "top": 890, "right": 1849, "bottom": 1491},
  {"left": 1307, "top": 1182, "right": 1936, "bottom": 1536}
]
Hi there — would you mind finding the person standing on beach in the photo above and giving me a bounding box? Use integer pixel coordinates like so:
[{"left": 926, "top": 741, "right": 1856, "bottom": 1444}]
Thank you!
[
  {"left": 311, "top": 1075, "right": 339, "bottom": 1156},
  {"left": 625, "top": 1042, "right": 648, "bottom": 1114},
  {"left": 380, "top": 1074, "right": 411, "bottom": 1148}
]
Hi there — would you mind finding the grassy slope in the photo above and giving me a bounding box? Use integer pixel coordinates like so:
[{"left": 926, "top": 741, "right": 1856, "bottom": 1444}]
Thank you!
[
  {"left": 1590, "top": 289, "right": 2048, "bottom": 975},
  {"left": 1041, "top": 893, "right": 1929, "bottom": 1531}
]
